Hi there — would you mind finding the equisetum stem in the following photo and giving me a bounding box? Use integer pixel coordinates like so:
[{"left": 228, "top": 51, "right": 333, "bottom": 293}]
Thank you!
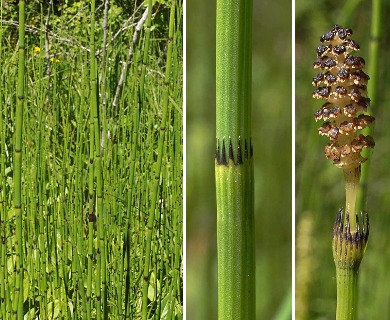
[
  {"left": 141, "top": 1, "right": 176, "bottom": 319},
  {"left": 356, "top": 0, "right": 381, "bottom": 213},
  {"left": 343, "top": 166, "right": 360, "bottom": 232},
  {"left": 89, "top": 0, "right": 106, "bottom": 317},
  {"left": 332, "top": 208, "right": 369, "bottom": 320},
  {"left": 313, "top": 25, "right": 374, "bottom": 320},
  {"left": 13, "top": 1, "right": 25, "bottom": 318},
  {"left": 216, "top": 0, "right": 254, "bottom": 318},
  {"left": 215, "top": 142, "right": 254, "bottom": 319},
  {"left": 335, "top": 267, "right": 358, "bottom": 320},
  {"left": 139, "top": 0, "right": 154, "bottom": 316}
]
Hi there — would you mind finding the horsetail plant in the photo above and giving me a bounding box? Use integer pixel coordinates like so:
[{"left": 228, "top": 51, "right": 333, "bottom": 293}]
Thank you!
[
  {"left": 139, "top": 1, "right": 155, "bottom": 317},
  {"left": 1, "top": 1, "right": 182, "bottom": 318},
  {"left": 0, "top": 7, "right": 5, "bottom": 317},
  {"left": 141, "top": 0, "right": 178, "bottom": 318},
  {"left": 89, "top": 0, "right": 108, "bottom": 317},
  {"left": 12, "top": 1, "right": 26, "bottom": 318},
  {"left": 312, "top": 25, "right": 375, "bottom": 320},
  {"left": 140, "top": 0, "right": 157, "bottom": 318},
  {"left": 215, "top": 0, "right": 254, "bottom": 319}
]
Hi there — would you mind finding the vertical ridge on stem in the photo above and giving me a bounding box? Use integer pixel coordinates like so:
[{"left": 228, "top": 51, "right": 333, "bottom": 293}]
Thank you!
[{"left": 216, "top": 0, "right": 254, "bottom": 318}]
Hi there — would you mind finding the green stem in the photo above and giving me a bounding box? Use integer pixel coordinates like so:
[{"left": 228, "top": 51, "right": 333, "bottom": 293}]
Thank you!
[
  {"left": 89, "top": 0, "right": 106, "bottom": 317},
  {"left": 124, "top": 88, "right": 141, "bottom": 319},
  {"left": 215, "top": 152, "right": 254, "bottom": 319},
  {"left": 216, "top": 0, "right": 252, "bottom": 141},
  {"left": 215, "top": 0, "right": 254, "bottom": 319},
  {"left": 0, "top": 6, "right": 6, "bottom": 319},
  {"left": 356, "top": 0, "right": 381, "bottom": 212},
  {"left": 141, "top": 1, "right": 176, "bottom": 319},
  {"left": 332, "top": 209, "right": 369, "bottom": 320},
  {"left": 140, "top": 0, "right": 155, "bottom": 316},
  {"left": 343, "top": 166, "right": 360, "bottom": 232},
  {"left": 13, "top": 1, "right": 25, "bottom": 318},
  {"left": 139, "top": 0, "right": 152, "bottom": 99},
  {"left": 335, "top": 268, "right": 358, "bottom": 320}
]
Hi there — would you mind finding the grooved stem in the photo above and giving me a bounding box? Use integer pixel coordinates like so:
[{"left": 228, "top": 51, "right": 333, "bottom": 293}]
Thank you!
[
  {"left": 141, "top": 1, "right": 176, "bottom": 319},
  {"left": 335, "top": 267, "right": 358, "bottom": 320},
  {"left": 356, "top": 0, "right": 382, "bottom": 212},
  {"left": 13, "top": 1, "right": 25, "bottom": 318},
  {"left": 333, "top": 209, "right": 369, "bottom": 320},
  {"left": 216, "top": 0, "right": 254, "bottom": 318},
  {"left": 343, "top": 166, "right": 360, "bottom": 232}
]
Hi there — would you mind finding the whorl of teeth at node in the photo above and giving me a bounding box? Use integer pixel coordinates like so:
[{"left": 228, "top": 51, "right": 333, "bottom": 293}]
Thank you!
[{"left": 312, "top": 25, "right": 375, "bottom": 169}]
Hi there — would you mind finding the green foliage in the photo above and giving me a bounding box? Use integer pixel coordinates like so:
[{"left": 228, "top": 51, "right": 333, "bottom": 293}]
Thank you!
[
  {"left": 0, "top": 0, "right": 182, "bottom": 318},
  {"left": 1, "top": 1, "right": 171, "bottom": 49}
]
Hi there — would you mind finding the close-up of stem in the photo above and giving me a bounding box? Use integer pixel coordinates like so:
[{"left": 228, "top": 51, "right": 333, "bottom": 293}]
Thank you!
[
  {"left": 188, "top": 0, "right": 291, "bottom": 318},
  {"left": 215, "top": 0, "right": 254, "bottom": 319},
  {"left": 312, "top": 25, "right": 375, "bottom": 319}
]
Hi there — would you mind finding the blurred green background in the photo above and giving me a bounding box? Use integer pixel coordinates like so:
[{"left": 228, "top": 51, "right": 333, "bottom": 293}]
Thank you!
[
  {"left": 187, "top": 0, "right": 292, "bottom": 318},
  {"left": 296, "top": 1, "right": 390, "bottom": 319}
]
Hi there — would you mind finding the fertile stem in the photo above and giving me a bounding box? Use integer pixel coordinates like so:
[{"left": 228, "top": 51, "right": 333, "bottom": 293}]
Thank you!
[
  {"left": 312, "top": 25, "right": 374, "bottom": 320},
  {"left": 343, "top": 166, "right": 360, "bottom": 232}
]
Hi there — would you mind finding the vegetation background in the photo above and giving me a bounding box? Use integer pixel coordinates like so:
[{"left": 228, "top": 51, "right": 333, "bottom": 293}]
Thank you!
[
  {"left": 0, "top": 0, "right": 182, "bottom": 318},
  {"left": 186, "top": 0, "right": 292, "bottom": 318},
  {"left": 296, "top": 1, "right": 390, "bottom": 319}
]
